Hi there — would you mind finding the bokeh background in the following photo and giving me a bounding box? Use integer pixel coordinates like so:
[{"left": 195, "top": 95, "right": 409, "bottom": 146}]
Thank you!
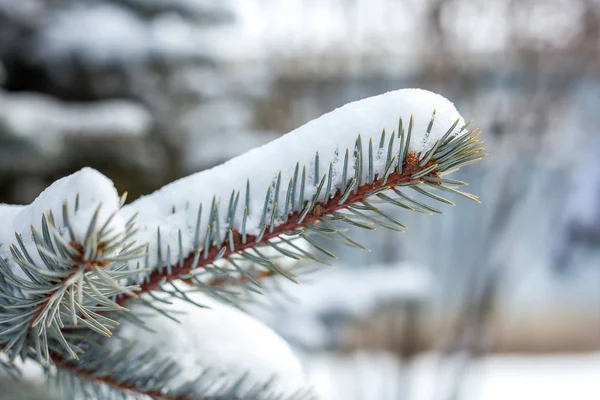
[{"left": 1, "top": 0, "right": 600, "bottom": 399}]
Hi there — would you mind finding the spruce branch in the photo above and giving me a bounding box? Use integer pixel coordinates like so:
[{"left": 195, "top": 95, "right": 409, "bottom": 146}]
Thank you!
[
  {"left": 0, "top": 194, "right": 144, "bottom": 363},
  {"left": 2, "top": 112, "right": 484, "bottom": 363},
  {"left": 116, "top": 115, "right": 484, "bottom": 311},
  {"left": 52, "top": 346, "right": 315, "bottom": 400},
  {"left": 0, "top": 89, "right": 486, "bottom": 399},
  {"left": 49, "top": 289, "right": 316, "bottom": 400},
  {"left": 56, "top": 113, "right": 485, "bottom": 399}
]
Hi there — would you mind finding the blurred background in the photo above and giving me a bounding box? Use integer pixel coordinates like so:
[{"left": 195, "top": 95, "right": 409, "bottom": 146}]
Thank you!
[{"left": 1, "top": 0, "right": 600, "bottom": 399}]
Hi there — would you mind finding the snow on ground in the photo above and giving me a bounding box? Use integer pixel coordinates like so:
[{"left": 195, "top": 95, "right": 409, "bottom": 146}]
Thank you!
[
  {"left": 123, "top": 88, "right": 466, "bottom": 268},
  {"left": 411, "top": 352, "right": 600, "bottom": 400},
  {"left": 4, "top": 350, "right": 600, "bottom": 400},
  {"left": 305, "top": 352, "right": 407, "bottom": 400},
  {"left": 304, "top": 351, "right": 600, "bottom": 400}
]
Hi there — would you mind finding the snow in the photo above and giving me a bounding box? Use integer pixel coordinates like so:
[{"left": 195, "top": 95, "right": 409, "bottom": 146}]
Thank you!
[
  {"left": 411, "top": 352, "right": 600, "bottom": 400},
  {"left": 0, "top": 90, "right": 152, "bottom": 146},
  {"left": 123, "top": 88, "right": 465, "bottom": 268},
  {"left": 305, "top": 352, "right": 406, "bottom": 400},
  {"left": 0, "top": 354, "right": 45, "bottom": 384},
  {"left": 478, "top": 353, "right": 600, "bottom": 400},
  {"left": 5, "top": 350, "right": 600, "bottom": 400},
  {"left": 115, "top": 282, "right": 307, "bottom": 397},
  {"left": 38, "top": 4, "right": 151, "bottom": 65},
  {"left": 35, "top": 2, "right": 229, "bottom": 66},
  {"left": 0, "top": 168, "right": 124, "bottom": 279},
  {"left": 304, "top": 351, "right": 600, "bottom": 400}
]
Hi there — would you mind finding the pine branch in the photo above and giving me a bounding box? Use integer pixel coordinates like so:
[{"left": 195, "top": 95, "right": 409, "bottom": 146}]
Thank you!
[
  {"left": 0, "top": 89, "right": 486, "bottom": 399},
  {"left": 53, "top": 356, "right": 170, "bottom": 400},
  {"left": 47, "top": 289, "right": 315, "bottom": 400},
  {"left": 0, "top": 193, "right": 146, "bottom": 363},
  {"left": 2, "top": 112, "right": 484, "bottom": 362},
  {"left": 60, "top": 116, "right": 484, "bottom": 397},
  {"left": 116, "top": 118, "right": 484, "bottom": 310},
  {"left": 53, "top": 350, "right": 314, "bottom": 400}
]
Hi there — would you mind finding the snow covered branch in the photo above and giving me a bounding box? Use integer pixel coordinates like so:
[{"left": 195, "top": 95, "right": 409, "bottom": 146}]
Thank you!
[
  {"left": 52, "top": 284, "right": 312, "bottom": 400},
  {"left": 0, "top": 89, "right": 485, "bottom": 399},
  {"left": 116, "top": 89, "right": 483, "bottom": 305},
  {"left": 0, "top": 169, "right": 145, "bottom": 362}
]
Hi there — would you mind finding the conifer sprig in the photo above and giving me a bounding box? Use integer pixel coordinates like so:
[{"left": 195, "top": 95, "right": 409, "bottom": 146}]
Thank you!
[
  {"left": 0, "top": 195, "right": 144, "bottom": 363},
  {"left": 53, "top": 342, "right": 316, "bottom": 400},
  {"left": 122, "top": 113, "right": 484, "bottom": 310},
  {"left": 0, "top": 109, "right": 485, "bottom": 400}
]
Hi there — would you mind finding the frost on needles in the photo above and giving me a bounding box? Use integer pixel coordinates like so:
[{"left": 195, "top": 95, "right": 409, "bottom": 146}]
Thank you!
[{"left": 0, "top": 88, "right": 486, "bottom": 399}]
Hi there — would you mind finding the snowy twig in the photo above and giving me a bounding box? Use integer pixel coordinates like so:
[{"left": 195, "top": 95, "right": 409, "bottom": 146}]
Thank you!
[
  {"left": 114, "top": 91, "right": 484, "bottom": 311},
  {"left": 0, "top": 89, "right": 485, "bottom": 399},
  {"left": 53, "top": 357, "right": 313, "bottom": 400},
  {"left": 0, "top": 171, "right": 145, "bottom": 364},
  {"left": 52, "top": 286, "right": 314, "bottom": 400}
]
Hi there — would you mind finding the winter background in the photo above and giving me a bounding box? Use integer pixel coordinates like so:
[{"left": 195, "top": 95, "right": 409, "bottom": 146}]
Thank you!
[{"left": 1, "top": 0, "right": 600, "bottom": 399}]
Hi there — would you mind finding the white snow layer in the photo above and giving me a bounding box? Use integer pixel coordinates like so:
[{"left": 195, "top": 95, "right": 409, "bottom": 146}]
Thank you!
[
  {"left": 115, "top": 282, "right": 307, "bottom": 397},
  {"left": 304, "top": 351, "right": 600, "bottom": 400},
  {"left": 0, "top": 90, "right": 152, "bottom": 144},
  {"left": 0, "top": 168, "right": 124, "bottom": 279},
  {"left": 122, "top": 88, "right": 465, "bottom": 267}
]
